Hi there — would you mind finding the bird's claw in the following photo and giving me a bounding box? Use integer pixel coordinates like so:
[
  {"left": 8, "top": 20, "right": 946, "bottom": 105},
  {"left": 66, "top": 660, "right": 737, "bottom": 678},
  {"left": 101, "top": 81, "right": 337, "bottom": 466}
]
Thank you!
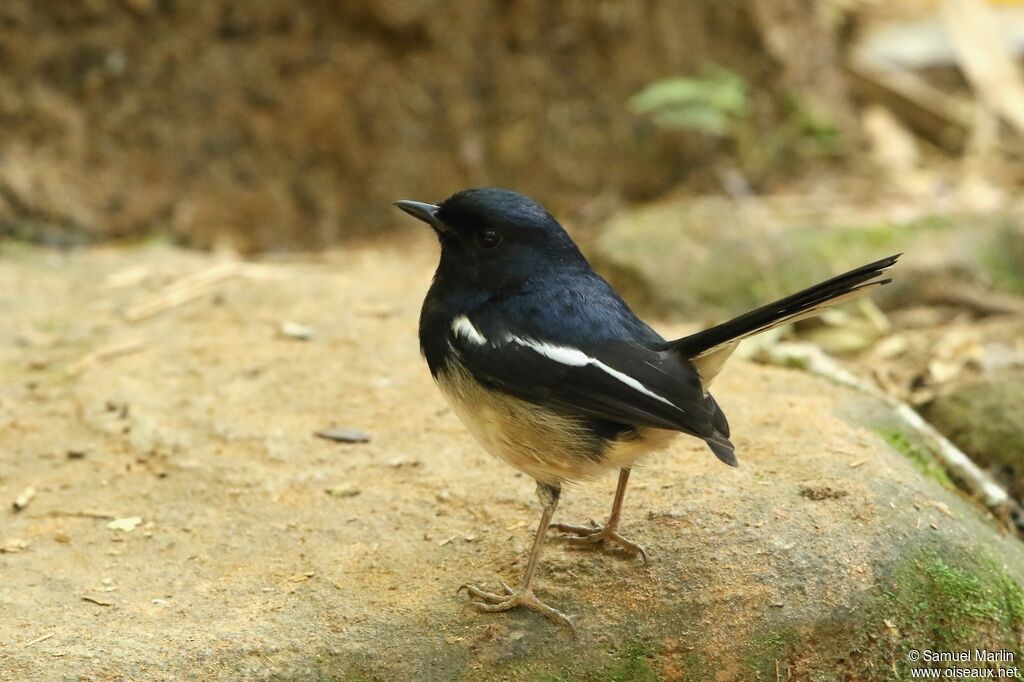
[
  {"left": 549, "top": 522, "right": 649, "bottom": 563},
  {"left": 457, "top": 582, "right": 576, "bottom": 635}
]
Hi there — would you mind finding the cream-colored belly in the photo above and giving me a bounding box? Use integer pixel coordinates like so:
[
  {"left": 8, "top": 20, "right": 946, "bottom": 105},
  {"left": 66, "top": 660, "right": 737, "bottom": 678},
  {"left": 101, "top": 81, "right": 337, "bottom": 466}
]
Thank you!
[{"left": 436, "top": 363, "right": 677, "bottom": 485}]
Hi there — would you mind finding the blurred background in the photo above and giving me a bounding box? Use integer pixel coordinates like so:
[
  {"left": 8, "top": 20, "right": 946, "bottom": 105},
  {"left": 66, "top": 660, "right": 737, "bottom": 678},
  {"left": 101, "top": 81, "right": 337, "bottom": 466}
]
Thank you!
[
  {"left": 2, "top": 0, "right": 1024, "bottom": 501},
  {"left": 3, "top": 0, "right": 1024, "bottom": 500},
  {"left": 0, "top": 0, "right": 1018, "bottom": 251}
]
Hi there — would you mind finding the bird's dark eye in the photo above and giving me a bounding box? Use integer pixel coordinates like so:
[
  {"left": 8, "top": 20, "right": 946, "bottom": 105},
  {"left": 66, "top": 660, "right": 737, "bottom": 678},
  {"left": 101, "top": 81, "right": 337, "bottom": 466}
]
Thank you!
[{"left": 475, "top": 229, "right": 501, "bottom": 249}]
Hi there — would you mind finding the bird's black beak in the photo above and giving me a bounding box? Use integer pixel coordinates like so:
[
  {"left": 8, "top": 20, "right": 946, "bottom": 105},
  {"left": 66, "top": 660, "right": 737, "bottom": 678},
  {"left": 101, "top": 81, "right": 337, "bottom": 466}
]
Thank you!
[{"left": 394, "top": 200, "right": 445, "bottom": 233}]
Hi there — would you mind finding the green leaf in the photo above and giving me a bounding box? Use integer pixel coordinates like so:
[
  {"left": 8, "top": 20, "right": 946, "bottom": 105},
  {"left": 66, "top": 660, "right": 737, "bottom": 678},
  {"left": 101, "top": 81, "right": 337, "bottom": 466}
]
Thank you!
[{"left": 628, "top": 66, "right": 749, "bottom": 134}]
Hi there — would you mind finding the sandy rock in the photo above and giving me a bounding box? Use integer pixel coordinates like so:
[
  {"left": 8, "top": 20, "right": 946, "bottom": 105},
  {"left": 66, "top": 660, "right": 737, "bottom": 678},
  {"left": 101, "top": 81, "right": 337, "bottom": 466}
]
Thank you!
[{"left": 0, "top": 241, "right": 1021, "bottom": 679}]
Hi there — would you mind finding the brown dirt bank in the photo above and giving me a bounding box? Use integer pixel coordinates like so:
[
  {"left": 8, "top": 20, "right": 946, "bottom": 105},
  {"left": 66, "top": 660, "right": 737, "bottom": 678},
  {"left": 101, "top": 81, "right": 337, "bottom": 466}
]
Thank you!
[{"left": 0, "top": 1, "right": 846, "bottom": 250}]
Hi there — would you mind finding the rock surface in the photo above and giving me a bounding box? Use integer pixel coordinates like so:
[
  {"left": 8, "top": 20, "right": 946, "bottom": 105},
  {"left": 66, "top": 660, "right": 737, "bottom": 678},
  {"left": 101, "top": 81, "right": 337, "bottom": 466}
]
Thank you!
[
  {"left": 590, "top": 198, "right": 1024, "bottom": 320},
  {"left": 1, "top": 240, "right": 1022, "bottom": 680},
  {"left": 923, "top": 372, "right": 1024, "bottom": 502}
]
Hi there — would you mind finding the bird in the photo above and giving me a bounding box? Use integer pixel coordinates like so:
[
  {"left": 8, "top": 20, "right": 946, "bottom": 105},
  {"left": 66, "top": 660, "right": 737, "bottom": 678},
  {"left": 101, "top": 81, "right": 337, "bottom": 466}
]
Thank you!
[{"left": 395, "top": 188, "right": 899, "bottom": 632}]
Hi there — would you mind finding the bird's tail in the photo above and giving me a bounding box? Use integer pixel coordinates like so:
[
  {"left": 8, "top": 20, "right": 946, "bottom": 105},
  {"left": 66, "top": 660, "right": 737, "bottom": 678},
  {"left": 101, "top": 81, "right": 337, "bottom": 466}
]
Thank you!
[{"left": 669, "top": 254, "right": 900, "bottom": 388}]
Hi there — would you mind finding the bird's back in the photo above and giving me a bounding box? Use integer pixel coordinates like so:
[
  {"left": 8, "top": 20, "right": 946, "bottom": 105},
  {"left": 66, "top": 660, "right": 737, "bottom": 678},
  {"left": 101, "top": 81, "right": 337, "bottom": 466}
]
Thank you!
[{"left": 419, "top": 265, "right": 735, "bottom": 481}]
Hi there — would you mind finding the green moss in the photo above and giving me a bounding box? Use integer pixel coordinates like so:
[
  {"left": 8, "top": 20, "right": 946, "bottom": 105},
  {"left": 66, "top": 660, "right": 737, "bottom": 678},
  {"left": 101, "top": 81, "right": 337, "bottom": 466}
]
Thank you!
[
  {"left": 882, "top": 549, "right": 1024, "bottom": 663},
  {"left": 117, "top": 229, "right": 179, "bottom": 250},
  {"left": 679, "top": 651, "right": 713, "bottom": 680},
  {"left": 923, "top": 372, "right": 1024, "bottom": 487},
  {"left": 335, "top": 672, "right": 373, "bottom": 682},
  {"left": 778, "top": 546, "right": 1024, "bottom": 679},
  {"left": 595, "top": 640, "right": 658, "bottom": 682},
  {"left": 491, "top": 638, "right": 659, "bottom": 682},
  {"left": 746, "top": 626, "right": 799, "bottom": 678},
  {"left": 983, "top": 556, "right": 1024, "bottom": 627},
  {"left": 0, "top": 240, "right": 39, "bottom": 257},
  {"left": 981, "top": 221, "right": 1024, "bottom": 295},
  {"left": 875, "top": 427, "right": 954, "bottom": 488},
  {"left": 697, "top": 215, "right": 949, "bottom": 316}
]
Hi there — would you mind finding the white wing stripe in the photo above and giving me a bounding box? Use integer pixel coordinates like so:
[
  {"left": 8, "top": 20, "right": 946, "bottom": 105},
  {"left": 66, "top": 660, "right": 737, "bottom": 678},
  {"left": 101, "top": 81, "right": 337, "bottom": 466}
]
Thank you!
[
  {"left": 509, "top": 336, "right": 679, "bottom": 410},
  {"left": 452, "top": 315, "right": 487, "bottom": 345}
]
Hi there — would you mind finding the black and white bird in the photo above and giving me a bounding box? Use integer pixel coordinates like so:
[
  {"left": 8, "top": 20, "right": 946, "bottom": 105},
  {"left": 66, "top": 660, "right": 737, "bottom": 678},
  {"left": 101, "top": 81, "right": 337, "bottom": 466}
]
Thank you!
[{"left": 396, "top": 188, "right": 898, "bottom": 631}]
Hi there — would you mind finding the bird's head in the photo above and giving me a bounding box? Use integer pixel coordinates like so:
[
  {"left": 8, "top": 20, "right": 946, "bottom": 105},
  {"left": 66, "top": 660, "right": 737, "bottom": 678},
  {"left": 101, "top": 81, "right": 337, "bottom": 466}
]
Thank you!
[{"left": 395, "top": 188, "right": 587, "bottom": 293}]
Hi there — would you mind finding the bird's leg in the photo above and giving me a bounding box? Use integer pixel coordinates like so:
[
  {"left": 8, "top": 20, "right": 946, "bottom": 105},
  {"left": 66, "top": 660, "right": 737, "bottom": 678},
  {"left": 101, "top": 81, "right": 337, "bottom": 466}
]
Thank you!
[
  {"left": 458, "top": 482, "right": 575, "bottom": 633},
  {"left": 550, "top": 467, "right": 648, "bottom": 562}
]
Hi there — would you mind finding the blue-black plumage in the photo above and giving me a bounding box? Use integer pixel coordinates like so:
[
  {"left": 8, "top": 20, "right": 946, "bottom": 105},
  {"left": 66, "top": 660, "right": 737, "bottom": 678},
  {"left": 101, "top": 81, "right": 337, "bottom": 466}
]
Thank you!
[{"left": 396, "top": 187, "right": 899, "bottom": 631}]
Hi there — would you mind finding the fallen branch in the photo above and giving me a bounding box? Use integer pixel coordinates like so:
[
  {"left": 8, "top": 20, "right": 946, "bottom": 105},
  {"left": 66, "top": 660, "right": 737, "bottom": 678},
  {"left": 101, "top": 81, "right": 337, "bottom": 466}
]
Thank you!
[
  {"left": 846, "top": 61, "right": 973, "bottom": 152},
  {"left": 757, "top": 342, "right": 1022, "bottom": 535},
  {"left": 942, "top": 0, "right": 1024, "bottom": 139},
  {"left": 122, "top": 261, "right": 288, "bottom": 321}
]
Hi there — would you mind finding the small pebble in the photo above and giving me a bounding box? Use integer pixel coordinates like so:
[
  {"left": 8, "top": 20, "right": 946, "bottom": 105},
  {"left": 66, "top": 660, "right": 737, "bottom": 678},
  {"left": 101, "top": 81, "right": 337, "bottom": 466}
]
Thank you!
[
  {"left": 326, "top": 484, "right": 361, "bottom": 498},
  {"left": 107, "top": 517, "right": 142, "bottom": 532},
  {"left": 12, "top": 487, "right": 36, "bottom": 512},
  {"left": 1, "top": 538, "right": 28, "bottom": 554},
  {"left": 279, "top": 321, "right": 314, "bottom": 341}
]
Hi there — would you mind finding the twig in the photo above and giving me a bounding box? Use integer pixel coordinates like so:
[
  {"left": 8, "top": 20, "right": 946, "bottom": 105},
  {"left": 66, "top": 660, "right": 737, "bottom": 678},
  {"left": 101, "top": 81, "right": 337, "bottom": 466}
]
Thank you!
[
  {"left": 68, "top": 338, "right": 146, "bottom": 375},
  {"left": 46, "top": 510, "right": 117, "bottom": 520},
  {"left": 123, "top": 261, "right": 241, "bottom": 321},
  {"left": 846, "top": 60, "right": 973, "bottom": 152},
  {"left": 121, "top": 261, "right": 288, "bottom": 322},
  {"left": 942, "top": 0, "right": 1024, "bottom": 138},
  {"left": 758, "top": 342, "right": 1022, "bottom": 532},
  {"left": 23, "top": 632, "right": 55, "bottom": 647}
]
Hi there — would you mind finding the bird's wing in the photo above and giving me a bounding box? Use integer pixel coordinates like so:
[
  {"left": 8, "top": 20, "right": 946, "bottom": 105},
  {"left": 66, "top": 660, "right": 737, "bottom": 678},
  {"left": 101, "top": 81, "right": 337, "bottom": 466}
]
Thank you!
[{"left": 445, "top": 315, "right": 735, "bottom": 464}]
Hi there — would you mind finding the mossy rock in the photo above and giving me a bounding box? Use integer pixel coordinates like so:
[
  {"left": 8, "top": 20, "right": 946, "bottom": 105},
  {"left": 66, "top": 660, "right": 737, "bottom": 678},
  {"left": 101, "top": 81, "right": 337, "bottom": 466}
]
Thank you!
[
  {"left": 302, "top": 540, "right": 1022, "bottom": 682},
  {"left": 923, "top": 371, "right": 1024, "bottom": 500},
  {"left": 587, "top": 199, "right": 1024, "bottom": 320}
]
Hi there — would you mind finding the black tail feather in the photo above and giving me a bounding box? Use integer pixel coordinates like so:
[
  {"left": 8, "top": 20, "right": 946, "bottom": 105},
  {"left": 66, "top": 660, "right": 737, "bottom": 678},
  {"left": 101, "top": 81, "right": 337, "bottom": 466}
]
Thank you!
[
  {"left": 706, "top": 431, "right": 737, "bottom": 467},
  {"left": 669, "top": 254, "right": 900, "bottom": 359}
]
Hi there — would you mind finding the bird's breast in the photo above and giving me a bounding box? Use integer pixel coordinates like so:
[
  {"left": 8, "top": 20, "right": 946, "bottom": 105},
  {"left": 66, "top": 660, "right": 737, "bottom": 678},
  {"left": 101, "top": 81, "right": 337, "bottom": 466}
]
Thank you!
[{"left": 434, "top": 359, "right": 675, "bottom": 485}]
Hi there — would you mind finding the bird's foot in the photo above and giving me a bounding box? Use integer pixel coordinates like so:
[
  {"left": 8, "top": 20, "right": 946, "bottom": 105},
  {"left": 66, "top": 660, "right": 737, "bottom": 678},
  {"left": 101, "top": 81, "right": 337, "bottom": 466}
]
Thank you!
[
  {"left": 457, "top": 581, "right": 575, "bottom": 635},
  {"left": 550, "top": 520, "right": 649, "bottom": 563}
]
